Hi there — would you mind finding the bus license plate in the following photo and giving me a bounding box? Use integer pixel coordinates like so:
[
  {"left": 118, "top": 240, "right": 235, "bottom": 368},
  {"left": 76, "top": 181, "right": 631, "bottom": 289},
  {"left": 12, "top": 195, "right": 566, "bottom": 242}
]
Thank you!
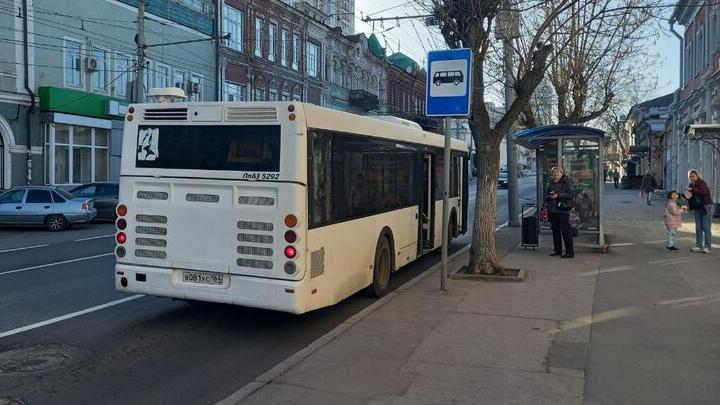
[{"left": 182, "top": 271, "right": 224, "bottom": 285}]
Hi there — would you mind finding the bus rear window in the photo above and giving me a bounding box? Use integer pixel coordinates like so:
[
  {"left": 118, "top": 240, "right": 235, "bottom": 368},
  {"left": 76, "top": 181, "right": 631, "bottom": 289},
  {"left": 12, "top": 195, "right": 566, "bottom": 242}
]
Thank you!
[{"left": 135, "top": 125, "right": 281, "bottom": 172}]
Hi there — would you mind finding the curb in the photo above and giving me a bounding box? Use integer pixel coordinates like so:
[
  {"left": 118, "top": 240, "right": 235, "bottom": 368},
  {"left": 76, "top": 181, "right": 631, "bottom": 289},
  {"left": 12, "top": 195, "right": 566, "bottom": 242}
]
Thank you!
[{"left": 216, "top": 244, "right": 472, "bottom": 405}]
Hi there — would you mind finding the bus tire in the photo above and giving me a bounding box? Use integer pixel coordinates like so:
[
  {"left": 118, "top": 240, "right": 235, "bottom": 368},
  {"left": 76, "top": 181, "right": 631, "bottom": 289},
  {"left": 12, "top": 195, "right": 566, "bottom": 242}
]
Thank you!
[
  {"left": 371, "top": 235, "right": 392, "bottom": 297},
  {"left": 448, "top": 211, "right": 457, "bottom": 241}
]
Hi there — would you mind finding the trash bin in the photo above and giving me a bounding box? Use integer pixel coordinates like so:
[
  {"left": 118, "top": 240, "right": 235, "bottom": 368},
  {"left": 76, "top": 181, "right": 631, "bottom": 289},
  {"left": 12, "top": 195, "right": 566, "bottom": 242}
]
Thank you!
[{"left": 521, "top": 203, "right": 539, "bottom": 249}]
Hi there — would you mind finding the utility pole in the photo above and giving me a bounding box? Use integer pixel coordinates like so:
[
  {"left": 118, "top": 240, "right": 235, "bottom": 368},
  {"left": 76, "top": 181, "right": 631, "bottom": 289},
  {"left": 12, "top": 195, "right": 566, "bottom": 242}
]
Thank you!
[
  {"left": 497, "top": 2, "right": 520, "bottom": 227},
  {"left": 133, "top": 0, "right": 146, "bottom": 103}
]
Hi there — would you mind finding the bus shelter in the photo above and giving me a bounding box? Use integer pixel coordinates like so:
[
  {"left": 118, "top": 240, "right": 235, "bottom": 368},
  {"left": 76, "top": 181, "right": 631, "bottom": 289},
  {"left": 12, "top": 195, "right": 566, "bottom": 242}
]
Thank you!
[{"left": 515, "top": 125, "right": 607, "bottom": 251}]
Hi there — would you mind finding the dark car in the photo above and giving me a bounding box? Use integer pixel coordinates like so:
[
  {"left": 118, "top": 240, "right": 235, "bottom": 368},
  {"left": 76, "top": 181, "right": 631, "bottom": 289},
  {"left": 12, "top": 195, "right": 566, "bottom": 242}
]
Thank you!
[
  {"left": 0, "top": 186, "right": 96, "bottom": 231},
  {"left": 498, "top": 171, "right": 509, "bottom": 189},
  {"left": 69, "top": 182, "right": 119, "bottom": 220}
]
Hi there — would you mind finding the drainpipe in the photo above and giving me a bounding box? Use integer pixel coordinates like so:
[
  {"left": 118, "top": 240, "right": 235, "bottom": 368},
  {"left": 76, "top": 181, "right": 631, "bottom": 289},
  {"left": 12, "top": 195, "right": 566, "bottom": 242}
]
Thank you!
[
  {"left": 669, "top": 19, "right": 683, "bottom": 191},
  {"left": 22, "top": 0, "right": 36, "bottom": 185},
  {"left": 215, "top": 2, "right": 221, "bottom": 101}
]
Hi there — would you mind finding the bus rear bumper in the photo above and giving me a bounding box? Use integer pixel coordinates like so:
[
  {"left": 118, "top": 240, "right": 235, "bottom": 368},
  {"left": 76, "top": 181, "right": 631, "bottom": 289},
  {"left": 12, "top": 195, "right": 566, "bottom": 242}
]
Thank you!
[{"left": 115, "top": 264, "right": 306, "bottom": 314}]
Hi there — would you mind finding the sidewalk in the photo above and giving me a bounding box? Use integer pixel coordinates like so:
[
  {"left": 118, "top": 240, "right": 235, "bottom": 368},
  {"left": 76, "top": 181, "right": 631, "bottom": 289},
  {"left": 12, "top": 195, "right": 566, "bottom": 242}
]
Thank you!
[{"left": 221, "top": 186, "right": 720, "bottom": 405}]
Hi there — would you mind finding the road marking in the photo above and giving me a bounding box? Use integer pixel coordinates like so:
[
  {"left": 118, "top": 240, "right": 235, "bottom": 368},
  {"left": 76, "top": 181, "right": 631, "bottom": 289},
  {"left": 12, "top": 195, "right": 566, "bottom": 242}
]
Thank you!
[
  {"left": 0, "top": 294, "right": 144, "bottom": 339},
  {"left": 74, "top": 234, "right": 115, "bottom": 242},
  {"left": 0, "top": 244, "right": 49, "bottom": 253},
  {"left": 0, "top": 252, "right": 115, "bottom": 276}
]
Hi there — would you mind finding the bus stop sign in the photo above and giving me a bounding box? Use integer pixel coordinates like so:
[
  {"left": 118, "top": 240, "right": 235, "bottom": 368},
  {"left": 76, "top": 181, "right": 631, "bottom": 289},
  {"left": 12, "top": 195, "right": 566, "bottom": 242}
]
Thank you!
[{"left": 426, "top": 48, "right": 473, "bottom": 117}]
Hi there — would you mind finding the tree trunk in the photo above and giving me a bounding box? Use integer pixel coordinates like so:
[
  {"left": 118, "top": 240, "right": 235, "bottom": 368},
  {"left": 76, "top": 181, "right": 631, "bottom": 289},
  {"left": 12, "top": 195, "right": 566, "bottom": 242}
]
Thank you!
[{"left": 469, "top": 134, "right": 504, "bottom": 274}]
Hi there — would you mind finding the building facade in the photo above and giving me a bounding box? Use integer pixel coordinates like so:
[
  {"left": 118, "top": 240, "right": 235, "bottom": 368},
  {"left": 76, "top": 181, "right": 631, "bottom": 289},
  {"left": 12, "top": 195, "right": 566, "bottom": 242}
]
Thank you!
[
  {"left": 0, "top": 0, "right": 216, "bottom": 189},
  {"left": 385, "top": 52, "right": 439, "bottom": 133},
  {"left": 624, "top": 93, "right": 673, "bottom": 188},
  {"left": 668, "top": 1, "right": 720, "bottom": 206}
]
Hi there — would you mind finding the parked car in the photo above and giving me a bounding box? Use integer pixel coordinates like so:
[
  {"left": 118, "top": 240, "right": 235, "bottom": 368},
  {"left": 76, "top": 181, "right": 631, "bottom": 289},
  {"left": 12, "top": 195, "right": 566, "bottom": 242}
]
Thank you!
[
  {"left": 69, "top": 182, "right": 119, "bottom": 221},
  {"left": 498, "top": 171, "right": 509, "bottom": 189},
  {"left": 0, "top": 186, "right": 96, "bottom": 231}
]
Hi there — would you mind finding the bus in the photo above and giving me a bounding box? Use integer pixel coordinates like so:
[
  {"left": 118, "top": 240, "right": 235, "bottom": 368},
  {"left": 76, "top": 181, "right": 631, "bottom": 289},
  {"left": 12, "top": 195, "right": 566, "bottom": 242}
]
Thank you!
[{"left": 114, "top": 99, "right": 468, "bottom": 314}]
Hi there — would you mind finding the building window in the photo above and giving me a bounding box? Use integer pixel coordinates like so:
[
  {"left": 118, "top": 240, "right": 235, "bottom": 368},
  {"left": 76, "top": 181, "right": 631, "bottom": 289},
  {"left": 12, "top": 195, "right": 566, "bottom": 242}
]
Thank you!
[
  {"left": 47, "top": 124, "right": 109, "bottom": 185},
  {"left": 269, "top": 23, "right": 277, "bottom": 62},
  {"left": 255, "top": 17, "right": 264, "bottom": 58},
  {"left": 189, "top": 73, "right": 202, "bottom": 101},
  {"left": 282, "top": 91, "right": 290, "bottom": 101},
  {"left": 223, "top": 5, "right": 244, "bottom": 52},
  {"left": 685, "top": 40, "right": 692, "bottom": 84},
  {"left": 90, "top": 48, "right": 109, "bottom": 91},
  {"left": 114, "top": 53, "right": 131, "bottom": 98},
  {"left": 254, "top": 87, "right": 266, "bottom": 101},
  {"left": 155, "top": 63, "right": 171, "bottom": 88},
  {"left": 173, "top": 69, "right": 187, "bottom": 91},
  {"left": 695, "top": 26, "right": 704, "bottom": 74},
  {"left": 307, "top": 42, "right": 320, "bottom": 78},
  {"left": 281, "top": 29, "right": 289, "bottom": 66},
  {"left": 224, "top": 81, "right": 247, "bottom": 101},
  {"left": 292, "top": 33, "right": 300, "bottom": 70},
  {"left": 269, "top": 89, "right": 278, "bottom": 100},
  {"left": 64, "top": 39, "right": 83, "bottom": 88}
]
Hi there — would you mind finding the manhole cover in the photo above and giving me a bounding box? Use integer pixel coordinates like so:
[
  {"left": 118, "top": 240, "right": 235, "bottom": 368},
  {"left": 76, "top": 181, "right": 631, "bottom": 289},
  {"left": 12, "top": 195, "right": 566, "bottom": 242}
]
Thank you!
[
  {"left": 0, "top": 345, "right": 76, "bottom": 374},
  {"left": 0, "top": 398, "right": 27, "bottom": 405}
]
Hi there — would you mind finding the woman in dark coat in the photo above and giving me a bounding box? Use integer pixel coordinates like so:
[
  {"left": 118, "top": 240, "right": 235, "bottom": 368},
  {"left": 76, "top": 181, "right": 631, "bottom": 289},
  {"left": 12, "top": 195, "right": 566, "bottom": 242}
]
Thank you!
[
  {"left": 545, "top": 167, "right": 575, "bottom": 258},
  {"left": 686, "top": 169, "right": 714, "bottom": 253},
  {"left": 640, "top": 172, "right": 657, "bottom": 205}
]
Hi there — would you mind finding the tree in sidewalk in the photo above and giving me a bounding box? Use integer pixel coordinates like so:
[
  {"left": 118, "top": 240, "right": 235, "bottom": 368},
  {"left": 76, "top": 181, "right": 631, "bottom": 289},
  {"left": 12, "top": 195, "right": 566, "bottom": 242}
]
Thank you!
[
  {"left": 521, "top": 0, "right": 661, "bottom": 127},
  {"left": 427, "top": 0, "right": 659, "bottom": 274}
]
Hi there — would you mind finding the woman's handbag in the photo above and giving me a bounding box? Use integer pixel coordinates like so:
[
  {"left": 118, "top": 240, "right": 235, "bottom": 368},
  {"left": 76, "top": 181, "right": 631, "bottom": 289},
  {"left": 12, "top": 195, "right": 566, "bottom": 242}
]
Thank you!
[{"left": 685, "top": 191, "right": 705, "bottom": 211}]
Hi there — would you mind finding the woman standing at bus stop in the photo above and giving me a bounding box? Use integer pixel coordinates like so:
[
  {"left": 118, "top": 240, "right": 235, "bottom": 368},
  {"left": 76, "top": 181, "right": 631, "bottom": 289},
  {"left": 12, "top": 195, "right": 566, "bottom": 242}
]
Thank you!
[{"left": 546, "top": 167, "right": 575, "bottom": 258}]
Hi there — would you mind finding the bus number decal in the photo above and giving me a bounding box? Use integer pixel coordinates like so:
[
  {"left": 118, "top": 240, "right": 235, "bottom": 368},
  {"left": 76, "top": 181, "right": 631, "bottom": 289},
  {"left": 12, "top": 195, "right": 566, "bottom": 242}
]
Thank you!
[{"left": 243, "top": 173, "right": 279, "bottom": 180}]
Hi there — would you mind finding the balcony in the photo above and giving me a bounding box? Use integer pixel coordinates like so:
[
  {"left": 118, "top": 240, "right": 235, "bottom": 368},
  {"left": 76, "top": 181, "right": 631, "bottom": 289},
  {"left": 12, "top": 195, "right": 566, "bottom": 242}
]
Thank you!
[{"left": 349, "top": 89, "right": 379, "bottom": 111}]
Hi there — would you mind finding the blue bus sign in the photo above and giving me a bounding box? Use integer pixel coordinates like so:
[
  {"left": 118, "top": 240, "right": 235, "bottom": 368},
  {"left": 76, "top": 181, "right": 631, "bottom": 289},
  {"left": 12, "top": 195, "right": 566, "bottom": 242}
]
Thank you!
[{"left": 426, "top": 48, "right": 473, "bottom": 117}]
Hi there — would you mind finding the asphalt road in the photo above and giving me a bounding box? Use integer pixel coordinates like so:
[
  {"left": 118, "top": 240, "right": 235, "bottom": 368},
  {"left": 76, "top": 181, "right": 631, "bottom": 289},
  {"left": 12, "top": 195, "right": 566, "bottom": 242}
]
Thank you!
[{"left": 0, "top": 177, "right": 536, "bottom": 405}]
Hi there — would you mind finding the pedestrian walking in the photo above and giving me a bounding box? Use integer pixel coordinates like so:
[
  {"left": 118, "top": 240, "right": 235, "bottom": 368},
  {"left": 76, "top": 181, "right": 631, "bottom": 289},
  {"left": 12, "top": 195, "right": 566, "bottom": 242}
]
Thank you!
[
  {"left": 664, "top": 191, "right": 687, "bottom": 252},
  {"left": 685, "top": 169, "right": 714, "bottom": 253},
  {"left": 612, "top": 169, "right": 620, "bottom": 189},
  {"left": 640, "top": 172, "right": 657, "bottom": 205},
  {"left": 545, "top": 167, "right": 575, "bottom": 258}
]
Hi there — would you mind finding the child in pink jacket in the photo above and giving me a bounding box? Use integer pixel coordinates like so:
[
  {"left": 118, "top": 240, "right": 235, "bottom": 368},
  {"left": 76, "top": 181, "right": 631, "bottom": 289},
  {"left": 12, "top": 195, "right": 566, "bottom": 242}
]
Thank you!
[{"left": 665, "top": 191, "right": 686, "bottom": 252}]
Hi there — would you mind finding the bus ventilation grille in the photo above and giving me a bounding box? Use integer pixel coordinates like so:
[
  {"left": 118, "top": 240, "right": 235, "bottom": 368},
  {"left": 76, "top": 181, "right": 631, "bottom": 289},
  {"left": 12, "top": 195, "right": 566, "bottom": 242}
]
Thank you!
[
  {"left": 136, "top": 226, "right": 168, "bottom": 236},
  {"left": 237, "top": 258, "right": 273, "bottom": 269},
  {"left": 238, "top": 196, "right": 276, "bottom": 206},
  {"left": 136, "top": 214, "right": 168, "bottom": 224},
  {"left": 143, "top": 108, "right": 188, "bottom": 121},
  {"left": 310, "top": 248, "right": 325, "bottom": 279},
  {"left": 237, "top": 246, "right": 273, "bottom": 257},
  {"left": 186, "top": 193, "right": 220, "bottom": 203},
  {"left": 237, "top": 221, "right": 273, "bottom": 232},
  {"left": 136, "top": 237, "right": 168, "bottom": 248},
  {"left": 237, "top": 233, "right": 273, "bottom": 244},
  {"left": 137, "top": 191, "right": 169, "bottom": 200},
  {"left": 225, "top": 107, "right": 277, "bottom": 122},
  {"left": 135, "top": 249, "right": 167, "bottom": 259}
]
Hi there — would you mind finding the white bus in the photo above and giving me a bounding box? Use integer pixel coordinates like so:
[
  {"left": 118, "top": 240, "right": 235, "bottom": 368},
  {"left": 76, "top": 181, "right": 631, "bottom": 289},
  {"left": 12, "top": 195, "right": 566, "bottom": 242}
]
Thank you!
[{"left": 114, "top": 100, "right": 468, "bottom": 314}]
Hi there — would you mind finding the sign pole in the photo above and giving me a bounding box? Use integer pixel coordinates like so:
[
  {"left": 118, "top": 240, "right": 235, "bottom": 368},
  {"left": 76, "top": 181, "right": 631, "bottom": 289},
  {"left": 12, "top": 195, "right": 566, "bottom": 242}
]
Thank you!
[
  {"left": 441, "top": 117, "right": 452, "bottom": 291},
  {"left": 425, "top": 48, "right": 472, "bottom": 292}
]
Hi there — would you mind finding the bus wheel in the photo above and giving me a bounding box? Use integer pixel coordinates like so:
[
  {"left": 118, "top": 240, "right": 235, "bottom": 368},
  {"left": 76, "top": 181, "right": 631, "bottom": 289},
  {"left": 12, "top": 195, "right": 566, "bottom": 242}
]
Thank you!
[{"left": 371, "top": 236, "right": 392, "bottom": 297}]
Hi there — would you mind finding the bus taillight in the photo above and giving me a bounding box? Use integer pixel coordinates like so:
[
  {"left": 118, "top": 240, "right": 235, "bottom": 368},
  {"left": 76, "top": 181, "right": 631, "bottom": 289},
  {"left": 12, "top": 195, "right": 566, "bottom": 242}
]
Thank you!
[
  {"left": 116, "top": 232, "right": 127, "bottom": 244},
  {"left": 284, "top": 246, "right": 297, "bottom": 259},
  {"left": 284, "top": 230, "right": 297, "bottom": 243},
  {"left": 284, "top": 214, "right": 298, "bottom": 228},
  {"left": 116, "top": 218, "right": 127, "bottom": 230},
  {"left": 117, "top": 204, "right": 127, "bottom": 217}
]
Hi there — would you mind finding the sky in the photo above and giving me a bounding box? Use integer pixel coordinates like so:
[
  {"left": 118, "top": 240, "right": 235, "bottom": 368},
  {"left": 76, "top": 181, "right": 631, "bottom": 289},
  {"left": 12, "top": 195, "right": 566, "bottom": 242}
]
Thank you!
[{"left": 354, "top": 0, "right": 682, "bottom": 104}]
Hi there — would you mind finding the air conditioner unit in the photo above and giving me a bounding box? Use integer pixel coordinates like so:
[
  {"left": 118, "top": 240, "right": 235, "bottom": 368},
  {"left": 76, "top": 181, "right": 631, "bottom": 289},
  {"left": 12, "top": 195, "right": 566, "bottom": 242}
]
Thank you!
[
  {"left": 188, "top": 80, "right": 200, "bottom": 94},
  {"left": 85, "top": 57, "right": 99, "bottom": 72}
]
